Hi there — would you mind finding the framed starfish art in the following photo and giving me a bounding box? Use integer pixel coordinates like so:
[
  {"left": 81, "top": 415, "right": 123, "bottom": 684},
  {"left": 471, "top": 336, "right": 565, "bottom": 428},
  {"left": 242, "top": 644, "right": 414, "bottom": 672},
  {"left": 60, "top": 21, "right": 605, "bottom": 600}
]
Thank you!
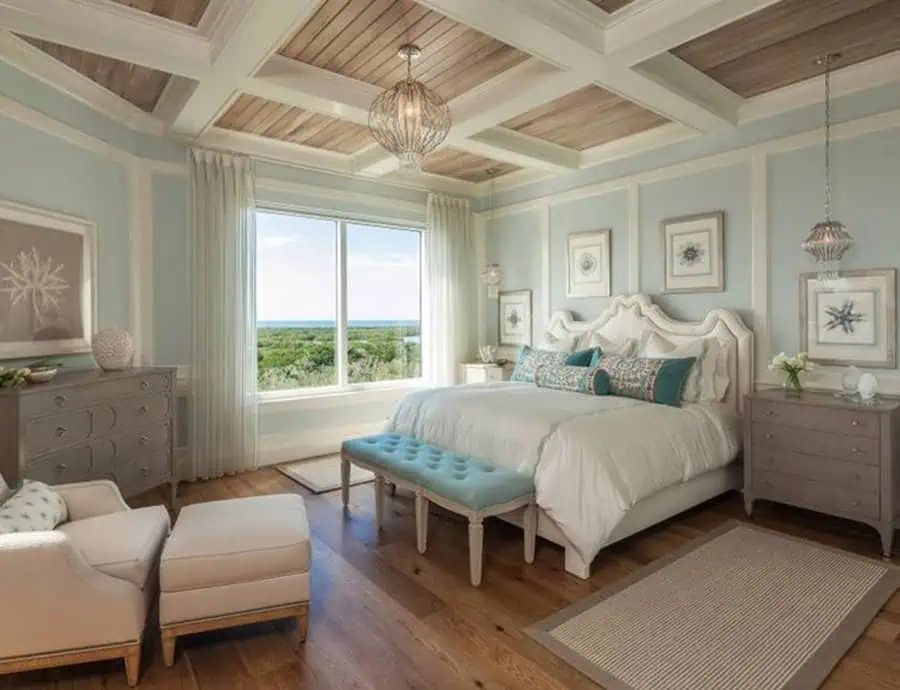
[
  {"left": 498, "top": 289, "right": 532, "bottom": 348},
  {"left": 661, "top": 211, "right": 725, "bottom": 294},
  {"left": 0, "top": 200, "right": 95, "bottom": 358},
  {"left": 566, "top": 229, "right": 610, "bottom": 298},
  {"left": 800, "top": 269, "right": 896, "bottom": 368}
]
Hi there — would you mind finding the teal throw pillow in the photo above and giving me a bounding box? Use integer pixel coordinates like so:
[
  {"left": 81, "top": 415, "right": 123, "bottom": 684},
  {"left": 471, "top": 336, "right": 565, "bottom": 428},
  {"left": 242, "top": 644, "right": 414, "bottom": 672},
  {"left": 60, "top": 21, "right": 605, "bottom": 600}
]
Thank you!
[
  {"left": 565, "top": 347, "right": 601, "bottom": 367},
  {"left": 534, "top": 363, "right": 609, "bottom": 395},
  {"left": 510, "top": 346, "right": 569, "bottom": 383},
  {"left": 595, "top": 355, "right": 696, "bottom": 407}
]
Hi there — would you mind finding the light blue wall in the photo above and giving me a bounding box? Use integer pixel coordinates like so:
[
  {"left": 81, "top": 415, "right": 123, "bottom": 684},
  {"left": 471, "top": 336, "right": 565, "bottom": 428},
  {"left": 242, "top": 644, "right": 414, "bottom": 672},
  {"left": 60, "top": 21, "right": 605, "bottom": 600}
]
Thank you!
[
  {"left": 549, "top": 190, "right": 628, "bottom": 322},
  {"left": 0, "top": 114, "right": 131, "bottom": 369},
  {"left": 639, "top": 163, "right": 752, "bottom": 326},
  {"left": 769, "top": 128, "right": 900, "bottom": 366}
]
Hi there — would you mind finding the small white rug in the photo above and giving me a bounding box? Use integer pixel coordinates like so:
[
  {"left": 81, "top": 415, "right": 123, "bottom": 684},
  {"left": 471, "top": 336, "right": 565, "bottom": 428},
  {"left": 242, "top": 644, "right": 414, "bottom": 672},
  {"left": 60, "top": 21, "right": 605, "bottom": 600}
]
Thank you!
[{"left": 277, "top": 454, "right": 373, "bottom": 494}]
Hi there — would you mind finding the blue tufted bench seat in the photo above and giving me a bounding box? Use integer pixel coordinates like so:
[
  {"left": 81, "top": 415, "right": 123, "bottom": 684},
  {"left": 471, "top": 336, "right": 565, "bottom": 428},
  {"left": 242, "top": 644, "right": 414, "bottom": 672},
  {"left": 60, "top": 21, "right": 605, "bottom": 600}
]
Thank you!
[{"left": 340, "top": 433, "right": 537, "bottom": 586}]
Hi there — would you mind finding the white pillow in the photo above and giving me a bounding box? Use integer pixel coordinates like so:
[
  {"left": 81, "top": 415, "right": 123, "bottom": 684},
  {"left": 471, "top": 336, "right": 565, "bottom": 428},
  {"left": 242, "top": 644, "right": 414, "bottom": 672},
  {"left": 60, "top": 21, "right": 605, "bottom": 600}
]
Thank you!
[
  {"left": 588, "top": 332, "right": 636, "bottom": 357},
  {"left": 641, "top": 332, "right": 719, "bottom": 402},
  {"left": 713, "top": 343, "right": 731, "bottom": 401},
  {"left": 539, "top": 332, "right": 577, "bottom": 353},
  {"left": 0, "top": 481, "right": 68, "bottom": 534}
]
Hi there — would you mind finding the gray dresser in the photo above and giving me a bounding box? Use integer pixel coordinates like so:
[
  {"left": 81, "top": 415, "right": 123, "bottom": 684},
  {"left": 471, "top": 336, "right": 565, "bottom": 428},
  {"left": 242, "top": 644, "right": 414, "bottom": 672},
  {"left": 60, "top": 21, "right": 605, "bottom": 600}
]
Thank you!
[
  {"left": 0, "top": 367, "right": 177, "bottom": 503},
  {"left": 744, "top": 389, "right": 900, "bottom": 559}
]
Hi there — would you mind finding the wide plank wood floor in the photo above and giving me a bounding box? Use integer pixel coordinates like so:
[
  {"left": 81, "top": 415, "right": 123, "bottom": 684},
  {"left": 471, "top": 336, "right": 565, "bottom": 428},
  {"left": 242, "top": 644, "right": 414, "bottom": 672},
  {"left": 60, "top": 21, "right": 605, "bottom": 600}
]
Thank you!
[{"left": 3, "top": 467, "right": 899, "bottom": 689}]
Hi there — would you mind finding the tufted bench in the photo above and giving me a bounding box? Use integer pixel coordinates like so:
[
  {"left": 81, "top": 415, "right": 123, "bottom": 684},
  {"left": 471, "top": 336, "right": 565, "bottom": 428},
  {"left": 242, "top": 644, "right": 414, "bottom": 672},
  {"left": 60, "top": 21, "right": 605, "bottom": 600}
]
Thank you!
[{"left": 340, "top": 433, "right": 537, "bottom": 586}]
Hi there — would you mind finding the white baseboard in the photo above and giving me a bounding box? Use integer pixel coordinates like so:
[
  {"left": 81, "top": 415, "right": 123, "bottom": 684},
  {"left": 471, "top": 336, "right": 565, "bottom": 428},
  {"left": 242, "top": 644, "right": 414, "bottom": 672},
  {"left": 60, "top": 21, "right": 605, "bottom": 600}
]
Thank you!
[{"left": 258, "top": 421, "right": 385, "bottom": 467}]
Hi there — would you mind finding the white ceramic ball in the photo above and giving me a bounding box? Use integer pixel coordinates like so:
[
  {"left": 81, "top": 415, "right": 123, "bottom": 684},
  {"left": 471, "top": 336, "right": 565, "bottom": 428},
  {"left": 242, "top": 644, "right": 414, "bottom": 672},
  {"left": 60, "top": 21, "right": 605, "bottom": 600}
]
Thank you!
[
  {"left": 857, "top": 372, "right": 878, "bottom": 401},
  {"left": 92, "top": 329, "right": 134, "bottom": 371}
]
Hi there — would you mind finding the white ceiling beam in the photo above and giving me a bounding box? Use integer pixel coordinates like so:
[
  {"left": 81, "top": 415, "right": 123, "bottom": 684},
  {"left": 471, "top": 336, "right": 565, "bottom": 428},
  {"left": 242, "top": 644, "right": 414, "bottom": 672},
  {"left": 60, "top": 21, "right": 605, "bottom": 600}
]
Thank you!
[
  {"left": 605, "top": 0, "right": 783, "bottom": 67},
  {"left": 415, "top": 0, "right": 736, "bottom": 130},
  {"left": 170, "top": 0, "right": 324, "bottom": 137},
  {"left": 0, "top": 0, "right": 209, "bottom": 78},
  {"left": 462, "top": 129, "right": 581, "bottom": 173}
]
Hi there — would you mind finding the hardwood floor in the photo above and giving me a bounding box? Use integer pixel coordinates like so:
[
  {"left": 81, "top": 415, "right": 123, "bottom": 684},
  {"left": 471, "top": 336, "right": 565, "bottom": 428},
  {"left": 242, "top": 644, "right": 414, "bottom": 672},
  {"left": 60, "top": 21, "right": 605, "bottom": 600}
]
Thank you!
[{"left": 3, "top": 468, "right": 899, "bottom": 689}]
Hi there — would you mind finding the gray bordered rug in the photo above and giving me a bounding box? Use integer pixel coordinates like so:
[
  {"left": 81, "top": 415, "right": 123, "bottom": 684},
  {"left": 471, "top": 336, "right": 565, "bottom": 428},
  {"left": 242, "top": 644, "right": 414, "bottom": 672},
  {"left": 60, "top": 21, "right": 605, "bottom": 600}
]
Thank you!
[
  {"left": 278, "top": 454, "right": 373, "bottom": 494},
  {"left": 527, "top": 521, "right": 900, "bottom": 690}
]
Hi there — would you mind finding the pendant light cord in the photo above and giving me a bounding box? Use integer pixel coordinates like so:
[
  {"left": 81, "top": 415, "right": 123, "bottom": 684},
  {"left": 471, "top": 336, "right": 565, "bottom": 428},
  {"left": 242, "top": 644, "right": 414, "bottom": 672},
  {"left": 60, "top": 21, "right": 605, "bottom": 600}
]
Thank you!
[{"left": 824, "top": 55, "right": 833, "bottom": 222}]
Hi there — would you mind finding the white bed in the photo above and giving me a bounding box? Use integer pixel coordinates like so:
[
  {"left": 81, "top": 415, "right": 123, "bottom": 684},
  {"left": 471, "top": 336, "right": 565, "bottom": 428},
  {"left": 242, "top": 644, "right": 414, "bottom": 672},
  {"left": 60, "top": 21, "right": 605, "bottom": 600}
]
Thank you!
[{"left": 387, "top": 294, "right": 754, "bottom": 579}]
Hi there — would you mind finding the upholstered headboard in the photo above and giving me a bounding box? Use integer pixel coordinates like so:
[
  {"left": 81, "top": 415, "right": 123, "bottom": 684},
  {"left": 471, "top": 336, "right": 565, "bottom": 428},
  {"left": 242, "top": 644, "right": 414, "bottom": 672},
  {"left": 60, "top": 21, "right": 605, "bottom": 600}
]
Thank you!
[{"left": 543, "top": 294, "right": 754, "bottom": 416}]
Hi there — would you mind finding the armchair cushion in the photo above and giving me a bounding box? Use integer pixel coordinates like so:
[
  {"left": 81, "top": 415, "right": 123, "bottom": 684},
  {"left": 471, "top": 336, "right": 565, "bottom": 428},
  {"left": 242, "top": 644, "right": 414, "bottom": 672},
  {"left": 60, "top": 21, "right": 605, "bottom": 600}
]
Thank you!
[
  {"left": 58, "top": 505, "right": 170, "bottom": 589},
  {"left": 0, "top": 481, "right": 67, "bottom": 534}
]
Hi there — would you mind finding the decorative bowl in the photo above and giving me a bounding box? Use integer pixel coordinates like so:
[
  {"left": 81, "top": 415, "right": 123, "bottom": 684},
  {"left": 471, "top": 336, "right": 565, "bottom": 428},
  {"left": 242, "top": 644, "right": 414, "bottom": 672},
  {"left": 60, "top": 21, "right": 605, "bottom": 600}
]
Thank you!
[{"left": 25, "top": 368, "right": 58, "bottom": 384}]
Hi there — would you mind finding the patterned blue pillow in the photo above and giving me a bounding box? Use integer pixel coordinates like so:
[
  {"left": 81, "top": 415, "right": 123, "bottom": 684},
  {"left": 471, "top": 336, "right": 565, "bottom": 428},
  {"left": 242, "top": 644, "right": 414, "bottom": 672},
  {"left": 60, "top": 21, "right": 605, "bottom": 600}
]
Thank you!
[
  {"left": 535, "top": 364, "right": 609, "bottom": 395},
  {"left": 595, "top": 355, "right": 696, "bottom": 407},
  {"left": 510, "top": 346, "right": 569, "bottom": 383}
]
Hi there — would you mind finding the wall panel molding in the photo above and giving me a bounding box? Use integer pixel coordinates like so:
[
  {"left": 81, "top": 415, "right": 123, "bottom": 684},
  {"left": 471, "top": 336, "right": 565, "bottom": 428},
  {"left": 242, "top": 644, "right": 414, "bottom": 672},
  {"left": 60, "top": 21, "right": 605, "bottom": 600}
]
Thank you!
[
  {"left": 750, "top": 153, "right": 768, "bottom": 379},
  {"left": 627, "top": 183, "right": 640, "bottom": 294}
]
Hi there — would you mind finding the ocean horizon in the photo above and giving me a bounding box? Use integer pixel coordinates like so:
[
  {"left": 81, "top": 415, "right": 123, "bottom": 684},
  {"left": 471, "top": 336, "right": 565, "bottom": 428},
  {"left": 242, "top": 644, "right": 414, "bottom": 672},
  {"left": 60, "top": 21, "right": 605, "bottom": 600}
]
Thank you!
[{"left": 258, "top": 320, "right": 418, "bottom": 328}]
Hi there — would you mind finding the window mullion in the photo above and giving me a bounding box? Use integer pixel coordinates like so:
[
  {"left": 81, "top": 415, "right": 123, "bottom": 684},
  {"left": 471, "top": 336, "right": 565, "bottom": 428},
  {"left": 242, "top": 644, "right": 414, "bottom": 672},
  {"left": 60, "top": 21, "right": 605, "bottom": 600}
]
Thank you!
[{"left": 336, "top": 220, "right": 349, "bottom": 387}]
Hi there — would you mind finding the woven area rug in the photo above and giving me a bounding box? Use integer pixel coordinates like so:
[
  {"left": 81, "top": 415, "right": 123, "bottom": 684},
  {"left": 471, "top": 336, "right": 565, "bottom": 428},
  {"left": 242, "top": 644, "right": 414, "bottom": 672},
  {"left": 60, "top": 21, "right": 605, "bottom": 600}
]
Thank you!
[
  {"left": 528, "top": 521, "right": 900, "bottom": 690},
  {"left": 277, "top": 454, "right": 373, "bottom": 494}
]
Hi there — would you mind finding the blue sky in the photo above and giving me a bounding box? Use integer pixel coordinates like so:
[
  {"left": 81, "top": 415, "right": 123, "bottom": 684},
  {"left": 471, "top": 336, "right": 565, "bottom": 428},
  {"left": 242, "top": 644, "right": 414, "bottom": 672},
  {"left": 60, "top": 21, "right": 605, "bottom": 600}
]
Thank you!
[{"left": 256, "top": 211, "right": 421, "bottom": 322}]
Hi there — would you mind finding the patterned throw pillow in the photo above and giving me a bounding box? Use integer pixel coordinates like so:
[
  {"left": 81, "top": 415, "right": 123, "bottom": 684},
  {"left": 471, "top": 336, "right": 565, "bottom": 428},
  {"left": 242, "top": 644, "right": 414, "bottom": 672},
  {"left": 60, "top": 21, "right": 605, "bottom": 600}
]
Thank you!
[
  {"left": 0, "top": 481, "right": 68, "bottom": 534},
  {"left": 534, "top": 364, "right": 609, "bottom": 395},
  {"left": 510, "top": 346, "right": 570, "bottom": 383},
  {"left": 595, "top": 354, "right": 696, "bottom": 407}
]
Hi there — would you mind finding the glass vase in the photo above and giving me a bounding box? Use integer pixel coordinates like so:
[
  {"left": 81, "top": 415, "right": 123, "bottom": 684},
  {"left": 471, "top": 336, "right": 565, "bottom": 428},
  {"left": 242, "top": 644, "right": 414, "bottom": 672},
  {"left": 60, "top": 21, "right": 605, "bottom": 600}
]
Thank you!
[{"left": 782, "top": 370, "right": 803, "bottom": 396}]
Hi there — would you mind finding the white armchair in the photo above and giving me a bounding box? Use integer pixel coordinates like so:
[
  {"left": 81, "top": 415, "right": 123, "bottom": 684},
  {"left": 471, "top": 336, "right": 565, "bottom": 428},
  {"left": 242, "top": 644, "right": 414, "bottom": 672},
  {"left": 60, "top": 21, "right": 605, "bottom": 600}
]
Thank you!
[{"left": 0, "top": 477, "right": 169, "bottom": 686}]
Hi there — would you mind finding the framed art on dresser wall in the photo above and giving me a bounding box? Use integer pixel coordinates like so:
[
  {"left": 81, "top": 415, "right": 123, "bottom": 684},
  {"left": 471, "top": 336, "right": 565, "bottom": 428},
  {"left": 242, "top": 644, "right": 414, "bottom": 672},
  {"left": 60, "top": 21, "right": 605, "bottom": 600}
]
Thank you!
[
  {"left": 498, "top": 289, "right": 532, "bottom": 347},
  {"left": 800, "top": 269, "right": 897, "bottom": 368},
  {"left": 661, "top": 211, "right": 724, "bottom": 293},
  {"left": 0, "top": 200, "right": 96, "bottom": 358},
  {"left": 566, "top": 229, "right": 610, "bottom": 298}
]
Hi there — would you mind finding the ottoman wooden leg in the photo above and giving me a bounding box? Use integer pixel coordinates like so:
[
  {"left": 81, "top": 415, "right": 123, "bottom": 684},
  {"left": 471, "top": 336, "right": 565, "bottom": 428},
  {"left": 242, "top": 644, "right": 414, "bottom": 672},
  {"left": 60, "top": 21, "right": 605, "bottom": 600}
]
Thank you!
[
  {"left": 415, "top": 490, "right": 429, "bottom": 554},
  {"left": 161, "top": 628, "right": 177, "bottom": 668},
  {"left": 374, "top": 475, "right": 385, "bottom": 530},
  {"left": 524, "top": 499, "right": 537, "bottom": 565},
  {"left": 341, "top": 455, "right": 351, "bottom": 510},
  {"left": 295, "top": 604, "right": 309, "bottom": 647},
  {"left": 123, "top": 643, "right": 141, "bottom": 686},
  {"left": 469, "top": 517, "right": 484, "bottom": 586}
]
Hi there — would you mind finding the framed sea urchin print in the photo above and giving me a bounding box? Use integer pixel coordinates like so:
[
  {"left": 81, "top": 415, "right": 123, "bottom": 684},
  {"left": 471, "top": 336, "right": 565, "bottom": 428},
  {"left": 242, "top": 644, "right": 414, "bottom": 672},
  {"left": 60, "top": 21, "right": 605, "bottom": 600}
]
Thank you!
[
  {"left": 566, "top": 229, "right": 610, "bottom": 298},
  {"left": 498, "top": 289, "right": 532, "bottom": 347},
  {"left": 800, "top": 269, "right": 896, "bottom": 368},
  {"left": 661, "top": 211, "right": 724, "bottom": 294}
]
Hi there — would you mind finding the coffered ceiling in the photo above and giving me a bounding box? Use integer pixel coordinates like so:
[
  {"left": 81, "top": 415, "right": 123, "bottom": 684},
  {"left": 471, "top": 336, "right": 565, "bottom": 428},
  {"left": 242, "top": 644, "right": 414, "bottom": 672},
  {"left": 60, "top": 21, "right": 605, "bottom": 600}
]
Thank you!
[{"left": 1, "top": 0, "right": 899, "bottom": 193}]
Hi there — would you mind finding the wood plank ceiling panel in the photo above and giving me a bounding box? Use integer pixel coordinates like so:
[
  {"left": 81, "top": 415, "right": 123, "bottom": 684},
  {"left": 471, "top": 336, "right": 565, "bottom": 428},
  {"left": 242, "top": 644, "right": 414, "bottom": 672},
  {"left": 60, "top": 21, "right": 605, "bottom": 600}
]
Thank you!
[
  {"left": 673, "top": 0, "right": 900, "bottom": 98},
  {"left": 279, "top": 0, "right": 529, "bottom": 102},
  {"left": 22, "top": 38, "right": 171, "bottom": 113},
  {"left": 589, "top": 0, "right": 638, "bottom": 13},
  {"left": 501, "top": 85, "right": 667, "bottom": 151},
  {"left": 109, "top": 0, "right": 212, "bottom": 27},
  {"left": 217, "top": 94, "right": 375, "bottom": 154},
  {"left": 422, "top": 150, "right": 520, "bottom": 183}
]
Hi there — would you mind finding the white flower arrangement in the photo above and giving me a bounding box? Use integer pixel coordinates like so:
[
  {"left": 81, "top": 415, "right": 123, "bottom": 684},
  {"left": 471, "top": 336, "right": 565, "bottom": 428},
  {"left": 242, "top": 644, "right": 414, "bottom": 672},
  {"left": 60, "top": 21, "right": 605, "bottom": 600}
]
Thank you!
[{"left": 768, "top": 352, "right": 815, "bottom": 394}]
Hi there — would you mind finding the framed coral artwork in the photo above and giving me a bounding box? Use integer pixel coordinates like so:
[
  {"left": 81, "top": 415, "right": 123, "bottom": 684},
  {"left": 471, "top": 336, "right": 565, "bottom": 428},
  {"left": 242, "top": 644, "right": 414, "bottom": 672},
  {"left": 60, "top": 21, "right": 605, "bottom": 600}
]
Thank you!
[
  {"left": 661, "top": 211, "right": 724, "bottom": 293},
  {"left": 0, "top": 200, "right": 96, "bottom": 358}
]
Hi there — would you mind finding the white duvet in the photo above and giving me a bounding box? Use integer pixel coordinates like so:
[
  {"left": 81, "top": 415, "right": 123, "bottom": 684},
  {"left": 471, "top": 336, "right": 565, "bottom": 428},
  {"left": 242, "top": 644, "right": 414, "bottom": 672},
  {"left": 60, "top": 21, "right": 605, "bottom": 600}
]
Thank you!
[{"left": 385, "top": 382, "right": 740, "bottom": 563}]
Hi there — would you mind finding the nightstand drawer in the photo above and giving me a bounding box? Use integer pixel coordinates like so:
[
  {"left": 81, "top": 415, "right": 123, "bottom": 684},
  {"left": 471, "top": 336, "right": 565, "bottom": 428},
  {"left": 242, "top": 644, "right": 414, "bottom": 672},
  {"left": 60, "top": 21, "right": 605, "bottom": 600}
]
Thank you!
[
  {"left": 753, "top": 470, "right": 879, "bottom": 521},
  {"left": 752, "top": 400, "right": 878, "bottom": 438},
  {"left": 752, "top": 450, "right": 879, "bottom": 492},
  {"left": 752, "top": 423, "right": 879, "bottom": 466}
]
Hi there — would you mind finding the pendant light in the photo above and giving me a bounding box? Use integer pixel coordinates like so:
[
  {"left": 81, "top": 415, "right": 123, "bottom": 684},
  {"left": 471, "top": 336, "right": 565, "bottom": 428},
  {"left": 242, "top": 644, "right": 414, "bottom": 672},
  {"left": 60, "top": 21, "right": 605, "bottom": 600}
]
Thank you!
[
  {"left": 801, "top": 53, "right": 853, "bottom": 282},
  {"left": 368, "top": 44, "right": 451, "bottom": 170}
]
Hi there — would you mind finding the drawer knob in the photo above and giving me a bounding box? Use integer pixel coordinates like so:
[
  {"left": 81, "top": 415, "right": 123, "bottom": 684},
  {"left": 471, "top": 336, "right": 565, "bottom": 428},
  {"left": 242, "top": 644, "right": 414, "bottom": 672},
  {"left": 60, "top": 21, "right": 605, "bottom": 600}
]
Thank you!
[
  {"left": 853, "top": 472, "right": 862, "bottom": 480},
  {"left": 766, "top": 409, "right": 775, "bottom": 416},
  {"left": 851, "top": 447, "right": 861, "bottom": 454},
  {"left": 140, "top": 467, "right": 150, "bottom": 476},
  {"left": 139, "top": 405, "right": 149, "bottom": 415},
  {"left": 56, "top": 463, "right": 68, "bottom": 472},
  {"left": 139, "top": 436, "right": 150, "bottom": 446},
  {"left": 765, "top": 432, "right": 774, "bottom": 440},
  {"left": 54, "top": 395, "right": 67, "bottom": 408},
  {"left": 764, "top": 479, "right": 772, "bottom": 486},
  {"left": 851, "top": 419, "right": 860, "bottom": 427},
  {"left": 140, "top": 380, "right": 150, "bottom": 392},
  {"left": 851, "top": 500, "right": 861, "bottom": 507},
  {"left": 55, "top": 426, "right": 67, "bottom": 438}
]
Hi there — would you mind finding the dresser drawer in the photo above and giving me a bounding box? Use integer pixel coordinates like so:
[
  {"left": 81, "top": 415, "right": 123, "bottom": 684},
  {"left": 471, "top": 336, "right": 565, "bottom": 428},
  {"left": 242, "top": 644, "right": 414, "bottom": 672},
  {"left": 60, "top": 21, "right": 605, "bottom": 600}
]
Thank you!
[
  {"left": 24, "top": 410, "right": 93, "bottom": 458},
  {"left": 752, "top": 400, "right": 878, "bottom": 438},
  {"left": 752, "top": 450, "right": 879, "bottom": 492},
  {"left": 25, "top": 446, "right": 93, "bottom": 486},
  {"left": 117, "top": 392, "right": 171, "bottom": 429},
  {"left": 752, "top": 423, "right": 879, "bottom": 466},
  {"left": 113, "top": 424, "right": 172, "bottom": 497},
  {"left": 753, "top": 469, "right": 879, "bottom": 521},
  {"left": 20, "top": 386, "right": 91, "bottom": 418}
]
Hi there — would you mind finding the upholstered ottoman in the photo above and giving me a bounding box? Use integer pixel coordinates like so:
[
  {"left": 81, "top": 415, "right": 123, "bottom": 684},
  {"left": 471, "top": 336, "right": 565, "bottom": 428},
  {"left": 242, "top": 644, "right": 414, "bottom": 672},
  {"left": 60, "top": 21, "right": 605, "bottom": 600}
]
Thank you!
[{"left": 159, "top": 494, "right": 310, "bottom": 665}]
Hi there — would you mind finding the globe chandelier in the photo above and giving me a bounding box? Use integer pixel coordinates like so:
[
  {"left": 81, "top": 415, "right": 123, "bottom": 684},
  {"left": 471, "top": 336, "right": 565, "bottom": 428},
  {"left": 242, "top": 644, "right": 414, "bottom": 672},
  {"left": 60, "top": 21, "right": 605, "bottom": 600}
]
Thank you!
[
  {"left": 801, "top": 53, "right": 853, "bottom": 282},
  {"left": 368, "top": 44, "right": 451, "bottom": 170}
]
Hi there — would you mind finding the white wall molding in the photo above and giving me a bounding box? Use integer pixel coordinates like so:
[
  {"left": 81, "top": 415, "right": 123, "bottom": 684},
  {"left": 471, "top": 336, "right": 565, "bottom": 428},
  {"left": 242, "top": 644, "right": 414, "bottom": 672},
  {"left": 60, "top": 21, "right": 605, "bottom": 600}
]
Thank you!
[
  {"left": 627, "top": 183, "right": 640, "bottom": 293},
  {"left": 539, "top": 203, "right": 551, "bottom": 344},
  {"left": 129, "top": 159, "right": 154, "bottom": 366},
  {"left": 255, "top": 177, "right": 425, "bottom": 218},
  {"left": 749, "top": 153, "right": 769, "bottom": 379}
]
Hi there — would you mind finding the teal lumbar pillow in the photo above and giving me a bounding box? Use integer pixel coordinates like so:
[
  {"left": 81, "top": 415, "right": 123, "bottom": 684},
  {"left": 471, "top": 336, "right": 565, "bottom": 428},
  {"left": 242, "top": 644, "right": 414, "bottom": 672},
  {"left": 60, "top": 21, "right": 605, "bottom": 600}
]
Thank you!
[
  {"left": 564, "top": 347, "right": 601, "bottom": 367},
  {"left": 594, "top": 355, "right": 696, "bottom": 406},
  {"left": 534, "top": 363, "right": 609, "bottom": 395}
]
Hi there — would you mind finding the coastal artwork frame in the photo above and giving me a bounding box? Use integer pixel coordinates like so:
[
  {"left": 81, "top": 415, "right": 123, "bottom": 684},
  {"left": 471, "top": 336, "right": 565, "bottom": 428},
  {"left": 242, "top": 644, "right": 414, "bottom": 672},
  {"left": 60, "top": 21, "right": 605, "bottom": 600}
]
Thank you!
[
  {"left": 800, "top": 269, "right": 897, "bottom": 368},
  {"left": 0, "top": 199, "right": 96, "bottom": 359},
  {"left": 661, "top": 211, "right": 724, "bottom": 294},
  {"left": 566, "top": 229, "right": 611, "bottom": 298},
  {"left": 498, "top": 289, "right": 532, "bottom": 348}
]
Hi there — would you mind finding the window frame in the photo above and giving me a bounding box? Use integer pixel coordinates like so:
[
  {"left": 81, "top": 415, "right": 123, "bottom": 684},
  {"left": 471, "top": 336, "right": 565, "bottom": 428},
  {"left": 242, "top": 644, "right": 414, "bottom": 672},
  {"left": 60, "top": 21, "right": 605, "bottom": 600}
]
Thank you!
[{"left": 256, "top": 205, "right": 425, "bottom": 402}]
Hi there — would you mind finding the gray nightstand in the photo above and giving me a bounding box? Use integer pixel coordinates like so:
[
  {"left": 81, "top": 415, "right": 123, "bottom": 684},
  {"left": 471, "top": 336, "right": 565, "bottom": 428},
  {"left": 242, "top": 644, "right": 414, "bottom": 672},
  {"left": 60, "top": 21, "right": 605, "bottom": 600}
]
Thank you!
[
  {"left": 457, "top": 362, "right": 512, "bottom": 384},
  {"left": 744, "top": 389, "right": 900, "bottom": 559}
]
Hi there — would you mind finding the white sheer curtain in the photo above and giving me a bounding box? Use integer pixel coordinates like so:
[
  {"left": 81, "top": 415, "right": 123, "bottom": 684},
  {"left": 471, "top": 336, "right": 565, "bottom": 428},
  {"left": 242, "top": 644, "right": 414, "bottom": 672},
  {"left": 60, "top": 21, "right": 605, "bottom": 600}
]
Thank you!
[
  {"left": 424, "top": 194, "right": 476, "bottom": 386},
  {"left": 188, "top": 149, "right": 258, "bottom": 479}
]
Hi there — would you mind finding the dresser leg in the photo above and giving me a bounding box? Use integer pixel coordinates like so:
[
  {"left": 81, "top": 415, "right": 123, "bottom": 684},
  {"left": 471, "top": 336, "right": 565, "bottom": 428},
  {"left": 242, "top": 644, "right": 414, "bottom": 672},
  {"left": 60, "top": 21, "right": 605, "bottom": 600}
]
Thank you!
[
  {"left": 744, "top": 495, "right": 754, "bottom": 518},
  {"left": 878, "top": 525, "right": 894, "bottom": 561}
]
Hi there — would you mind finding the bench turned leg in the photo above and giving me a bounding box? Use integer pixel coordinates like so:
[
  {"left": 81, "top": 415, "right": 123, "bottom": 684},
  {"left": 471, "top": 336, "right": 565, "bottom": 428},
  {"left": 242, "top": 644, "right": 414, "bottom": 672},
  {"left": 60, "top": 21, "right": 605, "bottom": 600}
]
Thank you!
[
  {"left": 469, "top": 517, "right": 484, "bottom": 586},
  {"left": 374, "top": 475, "right": 385, "bottom": 530},
  {"left": 341, "top": 455, "right": 351, "bottom": 510},
  {"left": 524, "top": 499, "right": 537, "bottom": 565},
  {"left": 415, "top": 490, "right": 429, "bottom": 554}
]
